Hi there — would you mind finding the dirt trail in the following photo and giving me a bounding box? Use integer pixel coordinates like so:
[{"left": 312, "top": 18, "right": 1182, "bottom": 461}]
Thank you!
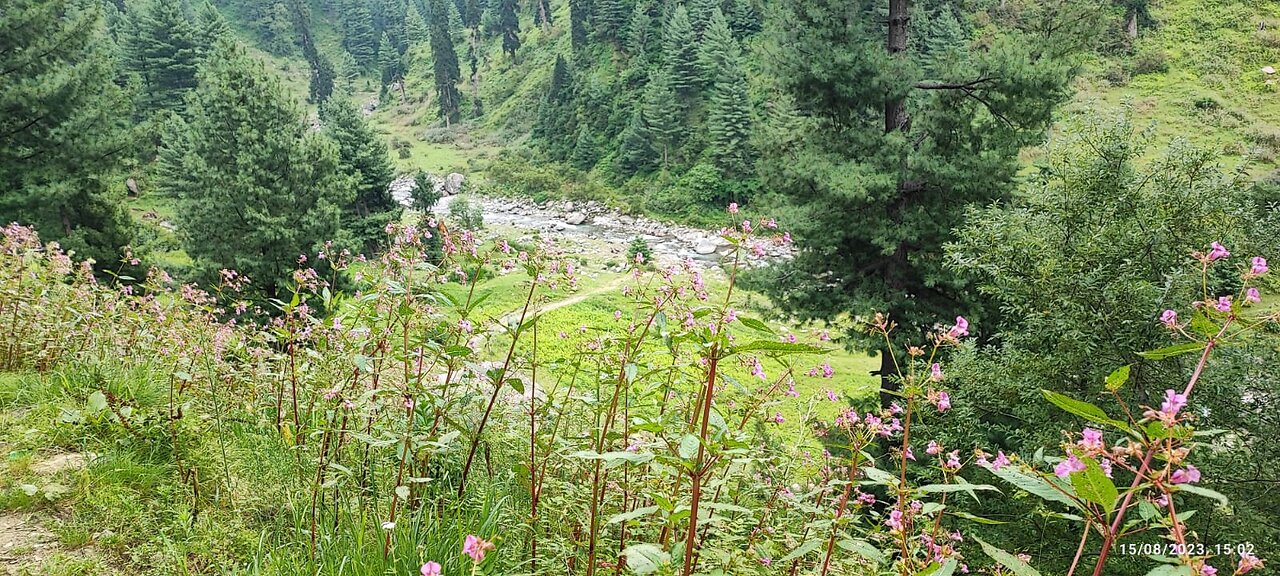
[{"left": 0, "top": 451, "right": 93, "bottom": 575}]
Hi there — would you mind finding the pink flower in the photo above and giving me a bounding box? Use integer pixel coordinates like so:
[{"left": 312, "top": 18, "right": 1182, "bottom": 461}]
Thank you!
[
  {"left": 1237, "top": 552, "right": 1265, "bottom": 574},
  {"left": 936, "top": 391, "right": 951, "bottom": 412},
  {"left": 728, "top": 202, "right": 739, "bottom": 214},
  {"left": 458, "top": 319, "right": 473, "bottom": 334},
  {"left": 1207, "top": 242, "right": 1230, "bottom": 261},
  {"left": 945, "top": 450, "right": 962, "bottom": 470},
  {"left": 1161, "top": 309, "right": 1178, "bottom": 327},
  {"left": 1252, "top": 256, "right": 1269, "bottom": 275},
  {"left": 1054, "top": 454, "right": 1086, "bottom": 479},
  {"left": 421, "top": 562, "right": 442, "bottom": 576},
  {"left": 772, "top": 412, "right": 785, "bottom": 424},
  {"left": 948, "top": 316, "right": 969, "bottom": 338},
  {"left": 463, "top": 534, "right": 494, "bottom": 563},
  {"left": 905, "top": 447, "right": 916, "bottom": 460},
  {"left": 886, "top": 509, "right": 905, "bottom": 532},
  {"left": 926, "top": 440, "right": 941, "bottom": 455},
  {"left": 1099, "top": 458, "right": 1113, "bottom": 478},
  {"left": 751, "top": 358, "right": 767, "bottom": 380},
  {"left": 826, "top": 389, "right": 838, "bottom": 402},
  {"left": 930, "top": 363, "right": 943, "bottom": 381},
  {"left": 758, "top": 556, "right": 772, "bottom": 566},
  {"left": 1078, "top": 428, "right": 1104, "bottom": 452},
  {"left": 1246, "top": 287, "right": 1261, "bottom": 304},
  {"left": 1161, "top": 389, "right": 1187, "bottom": 419},
  {"left": 1216, "top": 296, "right": 1233, "bottom": 312},
  {"left": 991, "top": 451, "right": 1011, "bottom": 471},
  {"left": 1170, "top": 465, "right": 1201, "bottom": 484},
  {"left": 1200, "top": 565, "right": 1217, "bottom": 576}
]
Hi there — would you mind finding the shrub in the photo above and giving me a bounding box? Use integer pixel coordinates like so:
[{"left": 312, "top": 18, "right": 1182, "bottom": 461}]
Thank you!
[
  {"left": 1130, "top": 47, "right": 1168, "bottom": 75},
  {"left": 447, "top": 195, "right": 484, "bottom": 230}
]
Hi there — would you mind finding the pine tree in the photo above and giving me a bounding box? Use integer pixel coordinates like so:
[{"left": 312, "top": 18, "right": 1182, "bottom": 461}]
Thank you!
[
  {"left": 378, "top": 32, "right": 404, "bottom": 85},
  {"left": 342, "top": 0, "right": 379, "bottom": 67},
  {"left": 641, "top": 67, "right": 681, "bottom": 169},
  {"left": 309, "top": 52, "right": 337, "bottom": 103},
  {"left": 254, "top": 1, "right": 296, "bottom": 55},
  {"left": 126, "top": 0, "right": 201, "bottom": 114},
  {"left": 462, "top": 0, "right": 483, "bottom": 29},
  {"left": 533, "top": 55, "right": 577, "bottom": 160},
  {"left": 702, "top": 13, "right": 753, "bottom": 176},
  {"left": 320, "top": 97, "right": 399, "bottom": 253},
  {"left": 728, "top": 0, "right": 761, "bottom": 37},
  {"left": 617, "top": 107, "right": 656, "bottom": 174},
  {"left": 663, "top": 5, "right": 699, "bottom": 100},
  {"left": 0, "top": 0, "right": 135, "bottom": 267},
  {"left": 376, "top": 0, "right": 409, "bottom": 50},
  {"left": 625, "top": 2, "right": 652, "bottom": 56},
  {"left": 756, "top": 0, "right": 1086, "bottom": 403},
  {"left": 570, "top": 127, "right": 602, "bottom": 169},
  {"left": 428, "top": 0, "right": 462, "bottom": 124},
  {"left": 194, "top": 0, "right": 231, "bottom": 53},
  {"left": 405, "top": 2, "right": 428, "bottom": 45},
  {"left": 688, "top": 0, "right": 721, "bottom": 36},
  {"left": 157, "top": 41, "right": 352, "bottom": 298},
  {"left": 697, "top": 9, "right": 734, "bottom": 86},
  {"left": 570, "top": 0, "right": 589, "bottom": 54},
  {"left": 593, "top": 0, "right": 628, "bottom": 42},
  {"left": 499, "top": 0, "right": 520, "bottom": 61}
]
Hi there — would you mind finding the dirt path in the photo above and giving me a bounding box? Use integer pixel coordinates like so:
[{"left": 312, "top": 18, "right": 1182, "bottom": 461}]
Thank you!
[{"left": 1, "top": 452, "right": 94, "bottom": 575}]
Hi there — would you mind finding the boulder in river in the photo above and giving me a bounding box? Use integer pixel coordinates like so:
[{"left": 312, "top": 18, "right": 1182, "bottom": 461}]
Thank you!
[
  {"left": 565, "top": 212, "right": 587, "bottom": 225},
  {"left": 695, "top": 241, "right": 718, "bottom": 255}
]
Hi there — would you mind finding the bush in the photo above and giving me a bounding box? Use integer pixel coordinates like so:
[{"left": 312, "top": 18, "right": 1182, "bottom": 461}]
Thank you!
[
  {"left": 1130, "top": 47, "right": 1168, "bottom": 75},
  {"left": 625, "top": 237, "right": 652, "bottom": 266},
  {"left": 447, "top": 195, "right": 484, "bottom": 230}
]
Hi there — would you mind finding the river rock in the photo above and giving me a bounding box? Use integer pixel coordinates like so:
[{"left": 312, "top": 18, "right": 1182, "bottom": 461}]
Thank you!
[
  {"left": 565, "top": 212, "right": 587, "bottom": 225},
  {"left": 445, "top": 173, "right": 465, "bottom": 195},
  {"left": 695, "top": 241, "right": 718, "bottom": 255},
  {"left": 125, "top": 178, "right": 139, "bottom": 197}
]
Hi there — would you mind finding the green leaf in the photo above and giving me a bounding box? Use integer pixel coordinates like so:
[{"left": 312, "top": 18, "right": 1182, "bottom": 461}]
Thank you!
[
  {"left": 918, "top": 483, "right": 1000, "bottom": 494},
  {"left": 733, "top": 340, "right": 827, "bottom": 355},
  {"left": 622, "top": 543, "right": 670, "bottom": 575},
  {"left": 394, "top": 485, "right": 410, "bottom": 500},
  {"left": 1070, "top": 457, "right": 1119, "bottom": 514},
  {"left": 678, "top": 434, "right": 700, "bottom": 460},
  {"left": 1144, "top": 565, "right": 1192, "bottom": 576},
  {"left": 779, "top": 539, "right": 823, "bottom": 562},
  {"left": 608, "top": 505, "right": 659, "bottom": 525},
  {"left": 975, "top": 536, "right": 1042, "bottom": 576},
  {"left": 1041, "top": 390, "right": 1131, "bottom": 430},
  {"left": 444, "top": 345, "right": 472, "bottom": 358},
  {"left": 949, "top": 510, "right": 1007, "bottom": 525},
  {"left": 1176, "top": 485, "right": 1228, "bottom": 506},
  {"left": 1136, "top": 342, "right": 1205, "bottom": 361},
  {"left": 986, "top": 465, "right": 1077, "bottom": 508},
  {"left": 1105, "top": 364, "right": 1131, "bottom": 391},
  {"left": 737, "top": 317, "right": 775, "bottom": 334},
  {"left": 836, "top": 539, "right": 885, "bottom": 565},
  {"left": 862, "top": 466, "right": 896, "bottom": 486},
  {"left": 86, "top": 391, "right": 108, "bottom": 413},
  {"left": 919, "top": 558, "right": 958, "bottom": 576}
]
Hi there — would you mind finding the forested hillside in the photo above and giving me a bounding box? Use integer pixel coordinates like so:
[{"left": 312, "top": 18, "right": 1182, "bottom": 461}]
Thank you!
[{"left": 3, "top": 1, "right": 1280, "bottom": 575}]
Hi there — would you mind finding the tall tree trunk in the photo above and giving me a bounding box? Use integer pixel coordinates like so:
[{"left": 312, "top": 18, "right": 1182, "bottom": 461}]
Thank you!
[
  {"left": 884, "top": 0, "right": 910, "bottom": 134},
  {"left": 879, "top": 0, "right": 911, "bottom": 406},
  {"left": 1126, "top": 10, "right": 1138, "bottom": 39}
]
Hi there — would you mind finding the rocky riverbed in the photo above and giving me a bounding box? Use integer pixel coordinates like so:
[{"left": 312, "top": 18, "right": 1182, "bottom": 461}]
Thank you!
[{"left": 389, "top": 174, "right": 792, "bottom": 268}]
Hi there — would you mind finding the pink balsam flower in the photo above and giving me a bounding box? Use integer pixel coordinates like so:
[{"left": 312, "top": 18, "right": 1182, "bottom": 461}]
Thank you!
[
  {"left": 1207, "top": 242, "right": 1230, "bottom": 261},
  {"left": 1054, "top": 454, "right": 1086, "bottom": 479},
  {"left": 463, "top": 534, "right": 494, "bottom": 563},
  {"left": 420, "top": 562, "right": 442, "bottom": 576},
  {"left": 1251, "top": 256, "right": 1268, "bottom": 275}
]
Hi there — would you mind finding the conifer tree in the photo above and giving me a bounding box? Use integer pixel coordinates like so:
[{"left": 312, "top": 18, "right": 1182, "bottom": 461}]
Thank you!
[
  {"left": 641, "top": 67, "right": 681, "bottom": 168},
  {"left": 593, "top": 0, "right": 628, "bottom": 42},
  {"left": 756, "top": 0, "right": 1088, "bottom": 402},
  {"left": 194, "top": 1, "right": 231, "bottom": 53},
  {"left": 625, "top": 2, "right": 653, "bottom": 56},
  {"left": 1, "top": 0, "right": 135, "bottom": 267},
  {"left": 663, "top": 5, "right": 699, "bottom": 100},
  {"left": 570, "top": 0, "right": 589, "bottom": 54},
  {"left": 617, "top": 107, "right": 656, "bottom": 174},
  {"left": 696, "top": 8, "right": 734, "bottom": 85},
  {"left": 728, "top": 0, "right": 761, "bottom": 37},
  {"left": 406, "top": 3, "right": 428, "bottom": 45},
  {"left": 127, "top": 0, "right": 201, "bottom": 114},
  {"left": 320, "top": 97, "right": 399, "bottom": 253},
  {"left": 703, "top": 23, "right": 753, "bottom": 176},
  {"left": 342, "top": 0, "right": 379, "bottom": 67},
  {"left": 378, "top": 32, "right": 404, "bottom": 85},
  {"left": 533, "top": 55, "right": 577, "bottom": 160},
  {"left": 535, "top": 0, "right": 552, "bottom": 30},
  {"left": 499, "top": 0, "right": 520, "bottom": 61},
  {"left": 428, "top": 0, "right": 462, "bottom": 124},
  {"left": 254, "top": 1, "right": 296, "bottom": 55},
  {"left": 688, "top": 0, "right": 721, "bottom": 36},
  {"left": 309, "top": 52, "right": 337, "bottom": 103},
  {"left": 157, "top": 41, "right": 351, "bottom": 298}
]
